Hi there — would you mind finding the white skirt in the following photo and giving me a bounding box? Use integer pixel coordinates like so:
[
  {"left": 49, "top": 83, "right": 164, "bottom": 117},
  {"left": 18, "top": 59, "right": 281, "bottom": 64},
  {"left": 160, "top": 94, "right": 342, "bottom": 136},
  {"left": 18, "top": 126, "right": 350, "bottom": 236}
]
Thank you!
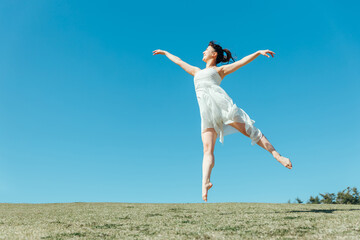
[{"left": 197, "top": 83, "right": 263, "bottom": 145}]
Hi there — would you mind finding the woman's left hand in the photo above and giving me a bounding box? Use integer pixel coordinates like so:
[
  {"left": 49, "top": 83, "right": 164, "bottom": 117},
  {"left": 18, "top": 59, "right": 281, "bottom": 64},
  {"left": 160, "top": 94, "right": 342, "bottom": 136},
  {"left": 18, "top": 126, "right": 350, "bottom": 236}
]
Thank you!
[{"left": 258, "top": 50, "right": 275, "bottom": 58}]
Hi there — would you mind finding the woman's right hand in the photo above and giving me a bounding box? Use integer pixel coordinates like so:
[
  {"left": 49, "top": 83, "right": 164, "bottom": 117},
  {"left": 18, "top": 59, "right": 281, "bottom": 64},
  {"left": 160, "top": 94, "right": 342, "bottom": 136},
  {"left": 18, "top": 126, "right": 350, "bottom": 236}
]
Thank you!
[{"left": 152, "top": 49, "right": 167, "bottom": 55}]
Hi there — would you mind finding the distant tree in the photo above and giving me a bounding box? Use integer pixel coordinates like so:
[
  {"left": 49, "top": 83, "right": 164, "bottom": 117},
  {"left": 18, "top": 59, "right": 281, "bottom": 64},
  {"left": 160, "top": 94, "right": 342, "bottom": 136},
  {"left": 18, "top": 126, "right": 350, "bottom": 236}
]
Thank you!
[
  {"left": 308, "top": 196, "right": 320, "bottom": 204},
  {"left": 319, "top": 193, "right": 336, "bottom": 204},
  {"left": 295, "top": 197, "right": 303, "bottom": 204},
  {"left": 353, "top": 187, "right": 360, "bottom": 204},
  {"left": 287, "top": 199, "right": 291, "bottom": 204},
  {"left": 300, "top": 187, "right": 359, "bottom": 205},
  {"left": 336, "top": 187, "right": 360, "bottom": 204}
]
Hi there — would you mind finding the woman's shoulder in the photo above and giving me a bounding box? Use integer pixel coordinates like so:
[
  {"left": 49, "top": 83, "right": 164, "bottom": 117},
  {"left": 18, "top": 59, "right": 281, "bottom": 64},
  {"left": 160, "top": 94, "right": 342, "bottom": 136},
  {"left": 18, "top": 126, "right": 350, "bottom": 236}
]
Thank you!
[
  {"left": 214, "top": 66, "right": 224, "bottom": 72},
  {"left": 193, "top": 67, "right": 202, "bottom": 76}
]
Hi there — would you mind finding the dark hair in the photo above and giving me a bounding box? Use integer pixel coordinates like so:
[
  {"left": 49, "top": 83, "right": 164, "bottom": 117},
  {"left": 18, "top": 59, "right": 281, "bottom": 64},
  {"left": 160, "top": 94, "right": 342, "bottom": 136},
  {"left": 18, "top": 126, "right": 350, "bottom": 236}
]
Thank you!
[{"left": 208, "top": 40, "right": 237, "bottom": 65}]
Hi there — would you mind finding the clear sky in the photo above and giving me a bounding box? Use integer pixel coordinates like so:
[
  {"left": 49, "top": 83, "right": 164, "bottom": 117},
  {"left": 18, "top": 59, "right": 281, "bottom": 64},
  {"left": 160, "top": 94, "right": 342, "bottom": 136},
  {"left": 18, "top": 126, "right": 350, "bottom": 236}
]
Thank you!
[{"left": 0, "top": 1, "right": 359, "bottom": 204}]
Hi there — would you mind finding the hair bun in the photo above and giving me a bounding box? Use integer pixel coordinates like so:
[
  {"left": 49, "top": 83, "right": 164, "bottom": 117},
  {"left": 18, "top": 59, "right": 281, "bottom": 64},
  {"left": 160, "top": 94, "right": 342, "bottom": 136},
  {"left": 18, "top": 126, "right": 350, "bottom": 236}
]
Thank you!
[{"left": 208, "top": 41, "right": 236, "bottom": 64}]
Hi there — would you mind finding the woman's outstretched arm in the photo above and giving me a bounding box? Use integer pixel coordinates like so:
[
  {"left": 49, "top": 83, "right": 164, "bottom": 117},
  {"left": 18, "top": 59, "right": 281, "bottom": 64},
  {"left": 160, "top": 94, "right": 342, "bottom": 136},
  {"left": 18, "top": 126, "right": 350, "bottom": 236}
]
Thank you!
[
  {"left": 153, "top": 49, "right": 200, "bottom": 76},
  {"left": 221, "top": 50, "right": 275, "bottom": 76}
]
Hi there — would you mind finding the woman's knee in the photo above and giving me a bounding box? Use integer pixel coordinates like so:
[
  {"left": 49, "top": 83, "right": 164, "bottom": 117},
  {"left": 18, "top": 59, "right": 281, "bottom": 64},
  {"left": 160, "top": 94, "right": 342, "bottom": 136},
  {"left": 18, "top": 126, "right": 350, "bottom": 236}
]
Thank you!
[
  {"left": 203, "top": 143, "right": 215, "bottom": 154},
  {"left": 201, "top": 129, "right": 217, "bottom": 154}
]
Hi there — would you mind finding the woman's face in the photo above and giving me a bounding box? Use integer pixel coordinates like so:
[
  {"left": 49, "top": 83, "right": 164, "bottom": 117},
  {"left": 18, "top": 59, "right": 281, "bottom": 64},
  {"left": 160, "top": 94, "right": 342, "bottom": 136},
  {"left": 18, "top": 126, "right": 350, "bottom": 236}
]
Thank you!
[{"left": 202, "top": 46, "right": 216, "bottom": 62}]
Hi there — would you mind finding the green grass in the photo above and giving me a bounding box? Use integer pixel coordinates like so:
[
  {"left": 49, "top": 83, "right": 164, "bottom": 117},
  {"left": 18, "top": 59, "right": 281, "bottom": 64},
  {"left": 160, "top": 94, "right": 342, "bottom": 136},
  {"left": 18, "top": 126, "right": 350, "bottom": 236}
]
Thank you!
[{"left": 0, "top": 202, "right": 359, "bottom": 239}]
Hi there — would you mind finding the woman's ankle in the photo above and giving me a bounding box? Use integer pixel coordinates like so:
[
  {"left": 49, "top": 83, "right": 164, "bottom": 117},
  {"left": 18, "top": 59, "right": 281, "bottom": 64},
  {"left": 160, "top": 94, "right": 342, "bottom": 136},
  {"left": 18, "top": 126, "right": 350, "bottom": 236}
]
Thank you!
[
  {"left": 271, "top": 150, "right": 280, "bottom": 158},
  {"left": 202, "top": 179, "right": 210, "bottom": 184}
]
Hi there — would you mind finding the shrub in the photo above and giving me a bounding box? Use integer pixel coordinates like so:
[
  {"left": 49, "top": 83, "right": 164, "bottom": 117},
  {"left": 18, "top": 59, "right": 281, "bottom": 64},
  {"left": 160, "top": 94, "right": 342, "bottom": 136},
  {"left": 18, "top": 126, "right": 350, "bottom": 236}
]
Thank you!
[
  {"left": 336, "top": 187, "right": 359, "bottom": 204},
  {"left": 304, "top": 187, "right": 359, "bottom": 205}
]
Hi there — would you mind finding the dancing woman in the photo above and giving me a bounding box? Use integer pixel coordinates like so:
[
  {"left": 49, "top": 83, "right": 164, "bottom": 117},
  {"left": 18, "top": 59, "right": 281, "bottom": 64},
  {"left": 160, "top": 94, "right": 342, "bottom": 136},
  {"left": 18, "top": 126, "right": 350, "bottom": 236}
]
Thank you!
[{"left": 153, "top": 41, "right": 292, "bottom": 202}]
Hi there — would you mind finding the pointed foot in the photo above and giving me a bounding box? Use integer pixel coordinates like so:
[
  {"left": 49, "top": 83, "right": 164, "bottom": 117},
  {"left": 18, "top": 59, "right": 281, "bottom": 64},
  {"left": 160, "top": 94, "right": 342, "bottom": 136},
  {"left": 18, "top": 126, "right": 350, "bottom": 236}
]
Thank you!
[{"left": 202, "top": 182, "right": 213, "bottom": 202}]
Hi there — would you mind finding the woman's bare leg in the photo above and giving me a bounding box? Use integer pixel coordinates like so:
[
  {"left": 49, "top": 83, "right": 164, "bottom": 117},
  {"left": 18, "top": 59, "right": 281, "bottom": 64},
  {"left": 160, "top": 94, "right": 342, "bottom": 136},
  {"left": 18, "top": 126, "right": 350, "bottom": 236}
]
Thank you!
[
  {"left": 228, "top": 122, "right": 292, "bottom": 169},
  {"left": 201, "top": 128, "right": 217, "bottom": 202}
]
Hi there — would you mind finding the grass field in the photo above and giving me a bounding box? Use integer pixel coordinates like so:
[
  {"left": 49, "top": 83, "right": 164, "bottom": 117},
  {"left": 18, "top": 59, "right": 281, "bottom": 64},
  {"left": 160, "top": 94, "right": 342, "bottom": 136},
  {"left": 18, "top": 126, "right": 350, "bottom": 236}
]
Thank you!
[{"left": 0, "top": 202, "right": 359, "bottom": 239}]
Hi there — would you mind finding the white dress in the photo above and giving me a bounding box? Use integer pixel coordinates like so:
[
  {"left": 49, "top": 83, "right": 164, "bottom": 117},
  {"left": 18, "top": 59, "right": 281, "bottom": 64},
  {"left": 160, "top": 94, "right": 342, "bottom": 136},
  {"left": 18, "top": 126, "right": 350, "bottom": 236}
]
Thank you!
[{"left": 194, "top": 67, "right": 263, "bottom": 145}]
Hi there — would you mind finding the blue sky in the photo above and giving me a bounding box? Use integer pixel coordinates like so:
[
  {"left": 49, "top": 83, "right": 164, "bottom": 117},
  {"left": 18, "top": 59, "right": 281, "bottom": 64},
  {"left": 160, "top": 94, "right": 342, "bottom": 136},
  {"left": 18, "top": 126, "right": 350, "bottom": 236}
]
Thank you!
[{"left": 0, "top": 0, "right": 359, "bottom": 204}]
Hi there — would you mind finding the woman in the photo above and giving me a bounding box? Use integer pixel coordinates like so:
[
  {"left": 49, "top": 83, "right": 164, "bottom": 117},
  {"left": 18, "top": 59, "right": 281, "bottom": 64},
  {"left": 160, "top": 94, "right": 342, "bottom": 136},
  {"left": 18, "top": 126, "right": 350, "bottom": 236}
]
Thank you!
[{"left": 153, "top": 41, "right": 292, "bottom": 202}]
